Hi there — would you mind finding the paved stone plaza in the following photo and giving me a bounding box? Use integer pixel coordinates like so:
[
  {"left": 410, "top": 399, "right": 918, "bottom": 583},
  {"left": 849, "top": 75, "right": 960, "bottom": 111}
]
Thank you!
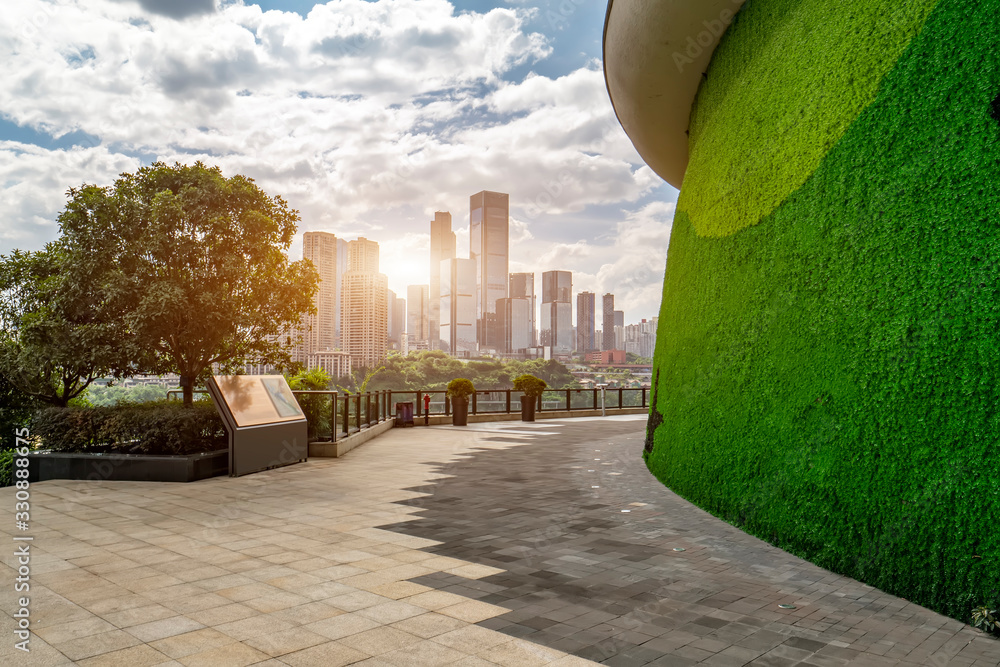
[{"left": 2, "top": 416, "right": 998, "bottom": 666}]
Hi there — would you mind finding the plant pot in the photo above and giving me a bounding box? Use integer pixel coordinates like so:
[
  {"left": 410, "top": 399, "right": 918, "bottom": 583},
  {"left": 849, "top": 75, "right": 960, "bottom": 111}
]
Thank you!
[
  {"left": 452, "top": 398, "right": 469, "bottom": 426},
  {"left": 521, "top": 397, "right": 536, "bottom": 422}
]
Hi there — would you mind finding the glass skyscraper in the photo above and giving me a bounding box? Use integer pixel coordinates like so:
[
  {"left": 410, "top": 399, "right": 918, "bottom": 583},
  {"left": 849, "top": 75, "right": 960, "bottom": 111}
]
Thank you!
[{"left": 469, "top": 191, "right": 509, "bottom": 352}]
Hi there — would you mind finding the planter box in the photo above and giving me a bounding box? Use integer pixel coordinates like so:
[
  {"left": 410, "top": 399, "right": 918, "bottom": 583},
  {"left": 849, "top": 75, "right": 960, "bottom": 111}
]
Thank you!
[{"left": 27, "top": 449, "right": 229, "bottom": 483}]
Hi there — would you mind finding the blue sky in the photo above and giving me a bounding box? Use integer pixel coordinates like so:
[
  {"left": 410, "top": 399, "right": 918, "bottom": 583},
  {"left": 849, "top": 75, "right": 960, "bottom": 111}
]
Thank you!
[{"left": 0, "top": 0, "right": 677, "bottom": 321}]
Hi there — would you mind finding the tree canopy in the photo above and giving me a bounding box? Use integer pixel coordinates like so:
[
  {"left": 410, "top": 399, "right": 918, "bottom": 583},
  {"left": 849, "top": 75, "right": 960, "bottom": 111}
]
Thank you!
[{"left": 56, "top": 162, "right": 319, "bottom": 405}]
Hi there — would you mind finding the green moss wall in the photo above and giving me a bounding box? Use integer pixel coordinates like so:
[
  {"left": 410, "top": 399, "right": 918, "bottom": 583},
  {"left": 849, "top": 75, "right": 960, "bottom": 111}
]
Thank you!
[{"left": 647, "top": 0, "right": 1000, "bottom": 621}]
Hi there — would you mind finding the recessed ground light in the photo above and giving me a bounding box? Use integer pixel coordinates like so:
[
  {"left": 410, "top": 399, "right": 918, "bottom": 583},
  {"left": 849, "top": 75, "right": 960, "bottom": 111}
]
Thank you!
[
  {"left": 592, "top": 485, "right": 600, "bottom": 488},
  {"left": 609, "top": 472, "right": 622, "bottom": 475},
  {"left": 594, "top": 458, "right": 601, "bottom": 460},
  {"left": 621, "top": 509, "right": 631, "bottom": 513},
  {"left": 672, "top": 547, "right": 686, "bottom": 552},
  {"left": 778, "top": 604, "right": 796, "bottom": 609},
  {"left": 588, "top": 469, "right": 595, "bottom": 472}
]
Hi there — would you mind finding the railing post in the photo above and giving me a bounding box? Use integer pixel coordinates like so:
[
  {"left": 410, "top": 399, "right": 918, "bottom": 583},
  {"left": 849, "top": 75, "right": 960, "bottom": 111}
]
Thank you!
[
  {"left": 415, "top": 391, "right": 421, "bottom": 418},
  {"left": 566, "top": 389, "right": 571, "bottom": 412},
  {"left": 343, "top": 395, "right": 349, "bottom": 436},
  {"left": 472, "top": 391, "right": 478, "bottom": 415},
  {"left": 355, "top": 394, "right": 361, "bottom": 431},
  {"left": 445, "top": 395, "right": 451, "bottom": 416},
  {"left": 505, "top": 390, "right": 511, "bottom": 414},
  {"left": 593, "top": 388, "right": 598, "bottom": 410},
  {"left": 619, "top": 387, "right": 623, "bottom": 409},
  {"left": 331, "top": 392, "right": 338, "bottom": 442},
  {"left": 642, "top": 387, "right": 647, "bottom": 408}
]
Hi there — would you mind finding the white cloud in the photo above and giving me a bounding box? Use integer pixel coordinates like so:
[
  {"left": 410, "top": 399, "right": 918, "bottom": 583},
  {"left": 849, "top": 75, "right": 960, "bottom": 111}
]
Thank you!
[{"left": 0, "top": 0, "right": 675, "bottom": 320}]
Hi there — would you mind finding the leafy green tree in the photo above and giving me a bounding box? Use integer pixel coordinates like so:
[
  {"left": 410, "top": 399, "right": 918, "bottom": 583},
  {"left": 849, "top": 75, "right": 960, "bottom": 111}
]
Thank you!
[
  {"left": 0, "top": 247, "right": 126, "bottom": 407},
  {"left": 57, "top": 162, "right": 319, "bottom": 406}
]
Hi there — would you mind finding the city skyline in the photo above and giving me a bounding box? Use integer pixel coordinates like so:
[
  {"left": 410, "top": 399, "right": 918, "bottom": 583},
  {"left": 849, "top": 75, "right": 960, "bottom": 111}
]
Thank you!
[{"left": 0, "top": 0, "right": 675, "bottom": 323}]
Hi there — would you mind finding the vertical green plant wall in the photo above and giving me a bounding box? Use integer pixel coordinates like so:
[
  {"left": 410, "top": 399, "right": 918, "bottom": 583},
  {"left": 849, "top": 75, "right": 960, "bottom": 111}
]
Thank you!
[{"left": 647, "top": 0, "right": 1000, "bottom": 621}]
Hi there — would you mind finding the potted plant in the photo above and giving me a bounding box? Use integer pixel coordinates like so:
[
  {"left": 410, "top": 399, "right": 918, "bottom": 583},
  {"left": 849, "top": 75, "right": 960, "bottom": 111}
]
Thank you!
[
  {"left": 446, "top": 378, "right": 475, "bottom": 426},
  {"left": 513, "top": 374, "right": 547, "bottom": 422}
]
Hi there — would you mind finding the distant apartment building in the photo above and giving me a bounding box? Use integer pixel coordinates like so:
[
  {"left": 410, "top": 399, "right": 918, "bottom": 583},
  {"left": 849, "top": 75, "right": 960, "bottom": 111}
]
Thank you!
[
  {"left": 429, "top": 211, "right": 456, "bottom": 351},
  {"left": 540, "top": 270, "right": 573, "bottom": 354},
  {"left": 440, "top": 258, "right": 477, "bottom": 357},
  {"left": 386, "top": 289, "right": 406, "bottom": 350},
  {"left": 470, "top": 191, "right": 509, "bottom": 351},
  {"left": 585, "top": 349, "right": 627, "bottom": 364},
  {"left": 623, "top": 317, "right": 658, "bottom": 358},
  {"left": 602, "top": 293, "right": 616, "bottom": 351},
  {"left": 340, "top": 237, "right": 388, "bottom": 369},
  {"left": 407, "top": 284, "right": 429, "bottom": 349},
  {"left": 310, "top": 349, "right": 352, "bottom": 379},
  {"left": 498, "top": 297, "right": 531, "bottom": 355},
  {"left": 576, "top": 291, "right": 596, "bottom": 353},
  {"left": 508, "top": 272, "right": 536, "bottom": 347},
  {"left": 302, "top": 231, "right": 345, "bottom": 353}
]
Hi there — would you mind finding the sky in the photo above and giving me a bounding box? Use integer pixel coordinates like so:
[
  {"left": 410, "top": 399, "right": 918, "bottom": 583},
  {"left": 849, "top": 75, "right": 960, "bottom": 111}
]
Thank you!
[{"left": 0, "top": 0, "right": 679, "bottom": 323}]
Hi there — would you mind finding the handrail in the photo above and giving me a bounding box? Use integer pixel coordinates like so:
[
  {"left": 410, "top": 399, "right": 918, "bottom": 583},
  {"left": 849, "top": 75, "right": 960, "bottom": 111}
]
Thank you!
[{"left": 165, "top": 386, "right": 648, "bottom": 433}]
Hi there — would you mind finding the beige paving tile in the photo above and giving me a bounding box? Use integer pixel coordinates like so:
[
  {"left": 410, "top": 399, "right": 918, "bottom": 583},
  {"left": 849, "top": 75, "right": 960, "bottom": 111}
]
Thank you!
[
  {"left": 404, "top": 590, "right": 476, "bottom": 611},
  {"left": 50, "top": 629, "right": 144, "bottom": 662},
  {"left": 148, "top": 628, "right": 238, "bottom": 659},
  {"left": 337, "top": 626, "right": 423, "bottom": 655},
  {"left": 74, "top": 643, "right": 174, "bottom": 667},
  {"left": 369, "top": 580, "right": 433, "bottom": 600},
  {"left": 380, "top": 639, "right": 467, "bottom": 667},
  {"left": 126, "top": 616, "right": 205, "bottom": 643},
  {"left": 356, "top": 600, "right": 428, "bottom": 624},
  {"left": 432, "top": 625, "right": 513, "bottom": 653},
  {"left": 214, "top": 613, "right": 296, "bottom": 641},
  {"left": 102, "top": 603, "right": 179, "bottom": 628},
  {"left": 445, "top": 563, "right": 506, "bottom": 580},
  {"left": 34, "top": 616, "right": 117, "bottom": 644},
  {"left": 184, "top": 602, "right": 259, "bottom": 627},
  {"left": 176, "top": 641, "right": 269, "bottom": 667},
  {"left": 304, "top": 613, "right": 380, "bottom": 641},
  {"left": 325, "top": 590, "right": 388, "bottom": 612},
  {"left": 243, "top": 626, "right": 339, "bottom": 656},
  {"left": 390, "top": 612, "right": 468, "bottom": 639},
  {"left": 279, "top": 640, "right": 370, "bottom": 667}
]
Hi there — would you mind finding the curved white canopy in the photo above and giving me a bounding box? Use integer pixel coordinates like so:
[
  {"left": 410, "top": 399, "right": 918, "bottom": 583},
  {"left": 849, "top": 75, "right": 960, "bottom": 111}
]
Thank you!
[{"left": 603, "top": 0, "right": 747, "bottom": 189}]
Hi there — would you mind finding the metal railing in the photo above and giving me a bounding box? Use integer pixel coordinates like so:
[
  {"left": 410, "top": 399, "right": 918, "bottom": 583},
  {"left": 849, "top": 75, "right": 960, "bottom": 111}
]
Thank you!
[
  {"left": 387, "top": 387, "right": 648, "bottom": 420},
  {"left": 168, "top": 386, "right": 648, "bottom": 440},
  {"left": 166, "top": 389, "right": 392, "bottom": 442}
]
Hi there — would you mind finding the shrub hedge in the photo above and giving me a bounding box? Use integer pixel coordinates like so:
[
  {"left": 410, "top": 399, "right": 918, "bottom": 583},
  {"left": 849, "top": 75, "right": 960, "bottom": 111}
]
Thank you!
[
  {"left": 649, "top": 0, "right": 1000, "bottom": 622},
  {"left": 32, "top": 401, "right": 226, "bottom": 456}
]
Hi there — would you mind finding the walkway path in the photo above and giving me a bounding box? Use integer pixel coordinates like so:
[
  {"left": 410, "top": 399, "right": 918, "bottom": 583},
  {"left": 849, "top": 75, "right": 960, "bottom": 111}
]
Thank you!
[{"left": 1, "top": 416, "right": 997, "bottom": 666}]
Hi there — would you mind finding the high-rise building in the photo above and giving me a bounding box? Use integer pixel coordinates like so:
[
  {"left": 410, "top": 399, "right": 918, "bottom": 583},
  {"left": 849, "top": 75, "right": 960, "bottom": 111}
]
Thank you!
[
  {"left": 392, "top": 295, "right": 406, "bottom": 350},
  {"left": 302, "top": 231, "right": 342, "bottom": 354},
  {"left": 429, "top": 211, "right": 456, "bottom": 351},
  {"left": 540, "top": 270, "right": 573, "bottom": 354},
  {"left": 576, "top": 291, "right": 596, "bottom": 353},
  {"left": 440, "top": 258, "right": 477, "bottom": 357},
  {"left": 508, "top": 272, "right": 536, "bottom": 347},
  {"left": 340, "top": 237, "right": 389, "bottom": 369},
  {"left": 407, "top": 284, "right": 429, "bottom": 349},
  {"left": 602, "top": 293, "right": 616, "bottom": 351},
  {"left": 470, "top": 191, "right": 509, "bottom": 351},
  {"left": 386, "top": 289, "right": 406, "bottom": 350},
  {"left": 498, "top": 297, "right": 531, "bottom": 355},
  {"left": 614, "top": 310, "right": 624, "bottom": 329}
]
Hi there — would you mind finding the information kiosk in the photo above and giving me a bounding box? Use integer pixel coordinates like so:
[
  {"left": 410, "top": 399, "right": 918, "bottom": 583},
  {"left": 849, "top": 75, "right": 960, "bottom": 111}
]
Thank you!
[{"left": 206, "top": 375, "right": 308, "bottom": 477}]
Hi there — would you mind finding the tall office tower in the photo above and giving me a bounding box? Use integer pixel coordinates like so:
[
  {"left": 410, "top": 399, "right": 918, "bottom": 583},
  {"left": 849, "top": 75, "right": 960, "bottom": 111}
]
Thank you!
[
  {"left": 340, "top": 237, "right": 388, "bottom": 369},
  {"left": 386, "top": 289, "right": 405, "bottom": 349},
  {"left": 302, "top": 231, "right": 341, "bottom": 354},
  {"left": 602, "top": 293, "right": 616, "bottom": 351},
  {"left": 508, "top": 272, "right": 536, "bottom": 347},
  {"left": 407, "top": 284, "right": 430, "bottom": 349},
  {"left": 334, "top": 238, "right": 349, "bottom": 345},
  {"left": 440, "top": 258, "right": 478, "bottom": 357},
  {"left": 614, "top": 310, "right": 624, "bottom": 329},
  {"left": 576, "top": 291, "right": 596, "bottom": 353},
  {"left": 392, "top": 296, "right": 406, "bottom": 350},
  {"left": 540, "top": 270, "right": 573, "bottom": 354},
  {"left": 429, "top": 211, "right": 456, "bottom": 351},
  {"left": 470, "top": 191, "right": 509, "bottom": 351},
  {"left": 498, "top": 297, "right": 531, "bottom": 355}
]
